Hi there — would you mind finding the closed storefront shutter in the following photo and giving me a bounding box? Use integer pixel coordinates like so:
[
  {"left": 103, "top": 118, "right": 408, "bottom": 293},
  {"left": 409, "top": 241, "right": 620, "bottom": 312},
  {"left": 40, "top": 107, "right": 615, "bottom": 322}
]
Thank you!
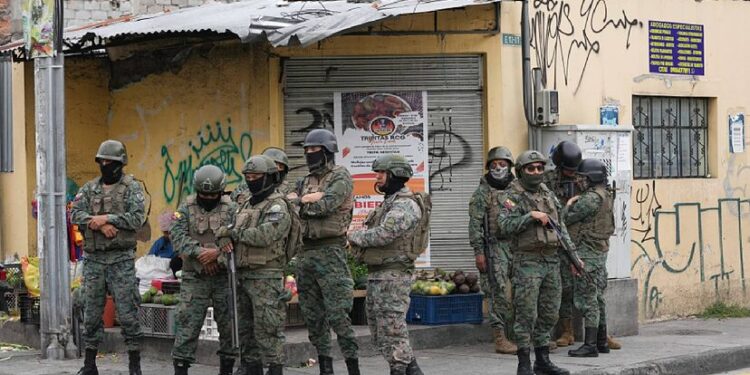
[{"left": 283, "top": 56, "right": 483, "bottom": 271}]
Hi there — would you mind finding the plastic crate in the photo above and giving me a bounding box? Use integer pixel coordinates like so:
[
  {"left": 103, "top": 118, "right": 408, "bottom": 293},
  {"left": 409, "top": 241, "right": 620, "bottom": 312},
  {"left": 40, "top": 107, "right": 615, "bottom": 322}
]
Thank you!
[
  {"left": 406, "top": 293, "right": 483, "bottom": 325},
  {"left": 19, "top": 293, "right": 40, "bottom": 325},
  {"left": 285, "top": 301, "right": 305, "bottom": 327},
  {"left": 349, "top": 296, "right": 367, "bottom": 325},
  {"left": 138, "top": 303, "right": 177, "bottom": 337}
]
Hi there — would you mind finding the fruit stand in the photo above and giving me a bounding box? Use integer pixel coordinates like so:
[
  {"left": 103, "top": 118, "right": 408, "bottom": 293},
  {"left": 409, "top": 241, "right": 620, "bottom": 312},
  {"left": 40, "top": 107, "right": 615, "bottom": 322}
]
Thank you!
[{"left": 407, "top": 269, "right": 484, "bottom": 325}]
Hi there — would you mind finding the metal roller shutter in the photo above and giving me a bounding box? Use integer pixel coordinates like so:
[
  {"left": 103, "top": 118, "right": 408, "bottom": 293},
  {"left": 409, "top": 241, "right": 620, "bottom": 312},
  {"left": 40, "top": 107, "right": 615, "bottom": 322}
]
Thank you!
[{"left": 283, "top": 56, "right": 483, "bottom": 271}]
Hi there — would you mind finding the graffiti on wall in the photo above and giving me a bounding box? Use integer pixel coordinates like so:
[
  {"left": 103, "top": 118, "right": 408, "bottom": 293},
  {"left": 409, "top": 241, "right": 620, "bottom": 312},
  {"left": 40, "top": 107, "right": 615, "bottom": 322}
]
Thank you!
[
  {"left": 631, "top": 180, "right": 750, "bottom": 318},
  {"left": 161, "top": 118, "right": 253, "bottom": 203},
  {"left": 530, "top": 0, "right": 642, "bottom": 93},
  {"left": 428, "top": 109, "right": 473, "bottom": 192}
]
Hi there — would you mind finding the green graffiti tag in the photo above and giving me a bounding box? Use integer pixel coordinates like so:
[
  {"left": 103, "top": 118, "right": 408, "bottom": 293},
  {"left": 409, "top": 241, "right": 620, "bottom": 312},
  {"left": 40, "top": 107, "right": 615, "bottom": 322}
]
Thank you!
[{"left": 162, "top": 118, "right": 252, "bottom": 203}]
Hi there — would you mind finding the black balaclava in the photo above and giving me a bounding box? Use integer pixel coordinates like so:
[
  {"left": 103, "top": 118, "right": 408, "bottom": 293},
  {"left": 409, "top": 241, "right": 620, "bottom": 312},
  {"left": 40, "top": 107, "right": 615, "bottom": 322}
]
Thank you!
[
  {"left": 306, "top": 150, "right": 334, "bottom": 173},
  {"left": 197, "top": 195, "right": 220, "bottom": 211},
  {"left": 247, "top": 174, "right": 277, "bottom": 205},
  {"left": 378, "top": 174, "right": 408, "bottom": 196},
  {"left": 99, "top": 161, "right": 123, "bottom": 185}
]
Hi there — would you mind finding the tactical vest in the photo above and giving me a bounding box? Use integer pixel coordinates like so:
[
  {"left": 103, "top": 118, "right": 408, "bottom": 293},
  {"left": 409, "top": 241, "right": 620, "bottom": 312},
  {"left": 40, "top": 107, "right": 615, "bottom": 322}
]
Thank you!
[
  {"left": 300, "top": 166, "right": 353, "bottom": 241},
  {"left": 183, "top": 195, "right": 233, "bottom": 273},
  {"left": 83, "top": 175, "right": 138, "bottom": 252},
  {"left": 486, "top": 188, "right": 504, "bottom": 239},
  {"left": 567, "top": 185, "right": 615, "bottom": 245},
  {"left": 361, "top": 191, "right": 427, "bottom": 266},
  {"left": 510, "top": 181, "right": 561, "bottom": 254},
  {"left": 233, "top": 193, "right": 287, "bottom": 269}
]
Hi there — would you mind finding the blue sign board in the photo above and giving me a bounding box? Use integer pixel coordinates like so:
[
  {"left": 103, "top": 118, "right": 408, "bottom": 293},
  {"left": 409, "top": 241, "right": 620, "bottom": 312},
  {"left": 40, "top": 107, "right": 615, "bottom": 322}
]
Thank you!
[{"left": 648, "top": 21, "right": 704, "bottom": 76}]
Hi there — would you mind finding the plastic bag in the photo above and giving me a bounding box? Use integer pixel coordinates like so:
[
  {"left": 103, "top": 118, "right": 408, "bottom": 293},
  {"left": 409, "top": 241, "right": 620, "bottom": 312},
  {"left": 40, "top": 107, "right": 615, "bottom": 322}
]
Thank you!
[
  {"left": 21, "top": 256, "right": 40, "bottom": 297},
  {"left": 135, "top": 255, "right": 172, "bottom": 294}
]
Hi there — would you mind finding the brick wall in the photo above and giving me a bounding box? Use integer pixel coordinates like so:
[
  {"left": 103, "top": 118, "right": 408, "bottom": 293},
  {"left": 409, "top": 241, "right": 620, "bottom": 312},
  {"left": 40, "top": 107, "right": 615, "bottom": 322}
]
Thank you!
[
  {"left": 0, "top": 0, "right": 10, "bottom": 45},
  {"left": 64, "top": 0, "right": 232, "bottom": 27}
]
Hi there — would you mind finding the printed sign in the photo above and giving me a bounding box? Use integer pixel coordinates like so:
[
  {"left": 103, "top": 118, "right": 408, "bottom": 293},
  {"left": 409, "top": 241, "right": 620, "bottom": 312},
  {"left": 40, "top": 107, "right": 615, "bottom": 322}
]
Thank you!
[
  {"left": 23, "top": 0, "right": 56, "bottom": 57},
  {"left": 334, "top": 91, "right": 430, "bottom": 267},
  {"left": 649, "top": 21, "right": 704, "bottom": 76},
  {"left": 730, "top": 114, "right": 745, "bottom": 153}
]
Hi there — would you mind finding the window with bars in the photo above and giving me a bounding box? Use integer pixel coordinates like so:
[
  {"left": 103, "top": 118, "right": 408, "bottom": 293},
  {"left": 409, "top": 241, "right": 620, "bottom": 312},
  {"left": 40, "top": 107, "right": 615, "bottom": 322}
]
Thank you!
[
  {"left": 632, "top": 96, "right": 708, "bottom": 179},
  {"left": 1, "top": 57, "right": 12, "bottom": 173}
]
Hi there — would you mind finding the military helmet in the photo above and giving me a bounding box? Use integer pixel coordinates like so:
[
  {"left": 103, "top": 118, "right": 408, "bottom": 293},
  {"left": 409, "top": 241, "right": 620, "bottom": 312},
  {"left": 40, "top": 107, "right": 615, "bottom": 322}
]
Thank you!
[
  {"left": 577, "top": 159, "right": 608, "bottom": 184},
  {"left": 486, "top": 146, "right": 514, "bottom": 169},
  {"left": 302, "top": 129, "right": 339, "bottom": 153},
  {"left": 242, "top": 155, "right": 278, "bottom": 175},
  {"left": 261, "top": 147, "right": 289, "bottom": 168},
  {"left": 95, "top": 140, "right": 128, "bottom": 165},
  {"left": 372, "top": 154, "right": 413, "bottom": 179},
  {"left": 514, "top": 150, "right": 547, "bottom": 175},
  {"left": 551, "top": 140, "right": 582, "bottom": 171},
  {"left": 193, "top": 165, "right": 226, "bottom": 194}
]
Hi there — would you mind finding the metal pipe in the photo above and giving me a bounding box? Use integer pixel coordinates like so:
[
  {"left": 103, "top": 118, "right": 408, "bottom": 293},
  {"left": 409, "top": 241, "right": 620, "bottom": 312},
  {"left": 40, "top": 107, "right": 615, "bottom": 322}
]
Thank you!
[{"left": 521, "top": 0, "right": 536, "bottom": 150}]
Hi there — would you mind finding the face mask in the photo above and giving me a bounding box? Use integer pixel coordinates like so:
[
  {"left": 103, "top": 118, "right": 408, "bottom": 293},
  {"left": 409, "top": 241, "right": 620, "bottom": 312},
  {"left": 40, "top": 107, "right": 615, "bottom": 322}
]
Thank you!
[
  {"left": 246, "top": 177, "right": 266, "bottom": 195},
  {"left": 378, "top": 175, "right": 406, "bottom": 196},
  {"left": 305, "top": 150, "right": 327, "bottom": 172},
  {"left": 197, "top": 196, "right": 220, "bottom": 211},
  {"left": 489, "top": 166, "right": 509, "bottom": 181},
  {"left": 519, "top": 172, "right": 544, "bottom": 191},
  {"left": 99, "top": 162, "right": 123, "bottom": 185}
]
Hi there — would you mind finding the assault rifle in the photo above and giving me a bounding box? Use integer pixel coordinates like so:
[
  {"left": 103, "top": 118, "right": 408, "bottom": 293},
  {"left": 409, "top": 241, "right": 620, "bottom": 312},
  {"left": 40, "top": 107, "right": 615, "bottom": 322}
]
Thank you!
[
  {"left": 221, "top": 224, "right": 240, "bottom": 350},
  {"left": 482, "top": 214, "right": 497, "bottom": 285},
  {"left": 546, "top": 218, "right": 599, "bottom": 288}
]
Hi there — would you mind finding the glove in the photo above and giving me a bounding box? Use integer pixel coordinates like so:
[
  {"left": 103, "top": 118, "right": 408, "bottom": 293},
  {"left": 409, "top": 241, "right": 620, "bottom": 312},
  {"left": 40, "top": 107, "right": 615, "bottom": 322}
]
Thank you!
[{"left": 215, "top": 226, "right": 232, "bottom": 238}]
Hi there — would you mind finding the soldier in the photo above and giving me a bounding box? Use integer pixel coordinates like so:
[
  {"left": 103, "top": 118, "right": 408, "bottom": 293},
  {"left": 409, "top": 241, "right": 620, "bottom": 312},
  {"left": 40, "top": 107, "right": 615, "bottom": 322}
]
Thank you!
[
  {"left": 295, "top": 129, "right": 360, "bottom": 375},
  {"left": 543, "top": 140, "right": 584, "bottom": 349},
  {"left": 71, "top": 140, "right": 146, "bottom": 375},
  {"left": 348, "top": 155, "right": 429, "bottom": 375},
  {"left": 216, "top": 155, "right": 291, "bottom": 375},
  {"left": 262, "top": 147, "right": 294, "bottom": 196},
  {"left": 171, "top": 165, "right": 237, "bottom": 375},
  {"left": 498, "top": 150, "right": 575, "bottom": 375},
  {"left": 565, "top": 159, "right": 616, "bottom": 358},
  {"left": 468, "top": 146, "right": 517, "bottom": 354}
]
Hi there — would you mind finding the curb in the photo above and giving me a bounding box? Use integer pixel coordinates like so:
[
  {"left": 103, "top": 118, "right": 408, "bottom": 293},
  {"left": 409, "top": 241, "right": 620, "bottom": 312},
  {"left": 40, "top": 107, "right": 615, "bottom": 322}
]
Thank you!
[{"left": 575, "top": 345, "right": 750, "bottom": 375}]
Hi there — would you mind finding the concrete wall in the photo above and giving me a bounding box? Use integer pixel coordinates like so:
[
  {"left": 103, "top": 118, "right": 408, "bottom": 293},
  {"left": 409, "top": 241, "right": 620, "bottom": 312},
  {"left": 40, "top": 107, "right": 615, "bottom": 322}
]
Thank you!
[{"left": 64, "top": 0, "right": 241, "bottom": 27}]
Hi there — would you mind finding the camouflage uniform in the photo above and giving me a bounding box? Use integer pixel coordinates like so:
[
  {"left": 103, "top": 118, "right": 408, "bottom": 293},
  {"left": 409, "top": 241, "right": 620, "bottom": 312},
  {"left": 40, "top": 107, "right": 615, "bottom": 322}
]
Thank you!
[
  {"left": 296, "top": 163, "right": 358, "bottom": 360},
  {"left": 468, "top": 176, "right": 513, "bottom": 335},
  {"left": 349, "top": 187, "right": 422, "bottom": 371},
  {"left": 71, "top": 174, "right": 146, "bottom": 352},
  {"left": 231, "top": 191, "right": 291, "bottom": 368},
  {"left": 498, "top": 179, "right": 575, "bottom": 349},
  {"left": 171, "top": 195, "right": 237, "bottom": 365},
  {"left": 543, "top": 169, "right": 586, "bottom": 328}
]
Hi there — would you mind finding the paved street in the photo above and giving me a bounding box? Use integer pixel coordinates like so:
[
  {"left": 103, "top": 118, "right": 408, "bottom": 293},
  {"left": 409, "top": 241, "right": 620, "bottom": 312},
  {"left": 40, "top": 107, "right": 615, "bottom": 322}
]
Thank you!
[{"left": 3, "top": 317, "right": 750, "bottom": 375}]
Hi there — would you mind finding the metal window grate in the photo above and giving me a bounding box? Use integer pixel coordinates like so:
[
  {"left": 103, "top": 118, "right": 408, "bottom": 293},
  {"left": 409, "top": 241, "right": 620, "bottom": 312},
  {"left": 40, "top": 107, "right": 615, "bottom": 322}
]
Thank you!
[
  {"left": 632, "top": 96, "right": 708, "bottom": 179},
  {"left": 1, "top": 57, "right": 12, "bottom": 172}
]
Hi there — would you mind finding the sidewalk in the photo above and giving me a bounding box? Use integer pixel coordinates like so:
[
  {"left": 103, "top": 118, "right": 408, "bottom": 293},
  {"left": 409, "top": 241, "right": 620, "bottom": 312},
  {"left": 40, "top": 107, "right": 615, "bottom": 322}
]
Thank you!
[{"left": 2, "top": 317, "right": 750, "bottom": 374}]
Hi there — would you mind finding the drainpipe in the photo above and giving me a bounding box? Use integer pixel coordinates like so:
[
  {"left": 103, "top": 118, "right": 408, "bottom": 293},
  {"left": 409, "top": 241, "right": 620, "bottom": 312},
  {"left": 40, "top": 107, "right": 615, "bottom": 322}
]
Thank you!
[{"left": 521, "top": 0, "right": 537, "bottom": 151}]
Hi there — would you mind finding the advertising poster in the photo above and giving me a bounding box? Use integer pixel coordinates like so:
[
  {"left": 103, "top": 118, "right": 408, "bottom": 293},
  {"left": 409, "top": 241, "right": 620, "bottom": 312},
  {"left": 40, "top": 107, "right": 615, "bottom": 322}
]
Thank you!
[
  {"left": 23, "top": 0, "right": 56, "bottom": 57},
  {"left": 648, "top": 21, "right": 705, "bottom": 76},
  {"left": 730, "top": 113, "right": 745, "bottom": 153},
  {"left": 334, "top": 91, "right": 430, "bottom": 267}
]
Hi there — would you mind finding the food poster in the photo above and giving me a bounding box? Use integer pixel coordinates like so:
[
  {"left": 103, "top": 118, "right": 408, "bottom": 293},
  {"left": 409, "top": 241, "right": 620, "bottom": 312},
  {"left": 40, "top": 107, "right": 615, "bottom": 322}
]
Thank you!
[{"left": 334, "top": 91, "right": 430, "bottom": 267}]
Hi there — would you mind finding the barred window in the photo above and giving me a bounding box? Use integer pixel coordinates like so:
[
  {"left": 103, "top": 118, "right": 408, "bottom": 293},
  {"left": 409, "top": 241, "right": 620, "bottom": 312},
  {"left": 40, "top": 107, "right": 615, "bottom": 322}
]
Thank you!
[
  {"left": 1, "top": 56, "right": 12, "bottom": 173},
  {"left": 632, "top": 96, "right": 708, "bottom": 179}
]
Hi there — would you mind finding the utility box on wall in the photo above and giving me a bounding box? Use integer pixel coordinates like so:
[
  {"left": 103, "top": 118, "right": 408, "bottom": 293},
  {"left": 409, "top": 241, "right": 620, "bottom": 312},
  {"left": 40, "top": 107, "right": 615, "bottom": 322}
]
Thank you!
[{"left": 540, "top": 125, "right": 634, "bottom": 279}]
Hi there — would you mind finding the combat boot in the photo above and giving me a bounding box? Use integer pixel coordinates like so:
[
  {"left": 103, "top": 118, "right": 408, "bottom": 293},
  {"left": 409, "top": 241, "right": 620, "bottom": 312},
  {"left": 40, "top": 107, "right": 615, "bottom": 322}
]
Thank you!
[
  {"left": 77, "top": 348, "right": 99, "bottom": 375},
  {"left": 597, "top": 325, "right": 610, "bottom": 353},
  {"left": 607, "top": 334, "right": 621, "bottom": 350},
  {"left": 494, "top": 328, "right": 518, "bottom": 354},
  {"left": 235, "top": 361, "right": 263, "bottom": 375},
  {"left": 345, "top": 358, "right": 360, "bottom": 375},
  {"left": 318, "top": 355, "right": 334, "bottom": 375},
  {"left": 266, "top": 364, "right": 283, "bottom": 375},
  {"left": 219, "top": 357, "right": 235, "bottom": 375},
  {"left": 568, "top": 327, "right": 598, "bottom": 357},
  {"left": 533, "top": 346, "right": 570, "bottom": 375},
  {"left": 406, "top": 359, "right": 424, "bottom": 375},
  {"left": 128, "top": 350, "right": 143, "bottom": 375},
  {"left": 174, "top": 360, "right": 189, "bottom": 375},
  {"left": 516, "top": 347, "right": 533, "bottom": 375},
  {"left": 555, "top": 318, "right": 574, "bottom": 347}
]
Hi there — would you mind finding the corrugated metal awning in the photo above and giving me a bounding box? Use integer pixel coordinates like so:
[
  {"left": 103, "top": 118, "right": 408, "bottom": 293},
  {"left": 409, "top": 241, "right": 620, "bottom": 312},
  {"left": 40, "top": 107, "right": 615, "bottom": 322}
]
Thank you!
[{"left": 26, "top": 0, "right": 497, "bottom": 53}]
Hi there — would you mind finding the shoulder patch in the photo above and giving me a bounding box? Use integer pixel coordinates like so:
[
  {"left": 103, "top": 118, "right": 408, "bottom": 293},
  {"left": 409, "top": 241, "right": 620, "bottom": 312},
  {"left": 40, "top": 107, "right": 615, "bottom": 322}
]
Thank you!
[
  {"left": 172, "top": 212, "right": 182, "bottom": 220},
  {"left": 268, "top": 204, "right": 283, "bottom": 213},
  {"left": 503, "top": 198, "right": 516, "bottom": 210}
]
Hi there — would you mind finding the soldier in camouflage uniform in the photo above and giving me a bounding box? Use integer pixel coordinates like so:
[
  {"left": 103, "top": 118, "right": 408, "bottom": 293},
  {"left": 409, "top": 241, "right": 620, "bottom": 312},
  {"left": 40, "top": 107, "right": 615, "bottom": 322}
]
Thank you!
[
  {"left": 71, "top": 140, "right": 146, "bottom": 375},
  {"left": 216, "top": 155, "right": 291, "bottom": 375},
  {"left": 468, "top": 146, "right": 517, "bottom": 354},
  {"left": 543, "top": 140, "right": 584, "bottom": 349},
  {"left": 498, "top": 150, "right": 575, "bottom": 375},
  {"left": 565, "top": 159, "right": 616, "bottom": 358},
  {"left": 171, "top": 165, "right": 237, "bottom": 375},
  {"left": 348, "top": 155, "right": 428, "bottom": 375},
  {"left": 295, "top": 129, "right": 360, "bottom": 375},
  {"left": 231, "top": 147, "right": 292, "bottom": 203}
]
